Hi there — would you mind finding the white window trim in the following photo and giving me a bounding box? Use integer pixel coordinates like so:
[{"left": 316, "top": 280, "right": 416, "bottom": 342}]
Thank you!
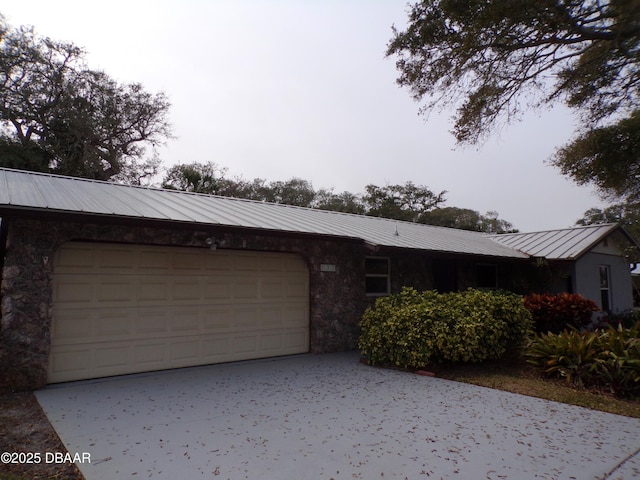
[{"left": 600, "top": 265, "right": 611, "bottom": 311}]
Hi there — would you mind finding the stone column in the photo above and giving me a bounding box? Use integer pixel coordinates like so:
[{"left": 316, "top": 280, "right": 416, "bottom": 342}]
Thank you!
[{"left": 1, "top": 219, "right": 59, "bottom": 391}]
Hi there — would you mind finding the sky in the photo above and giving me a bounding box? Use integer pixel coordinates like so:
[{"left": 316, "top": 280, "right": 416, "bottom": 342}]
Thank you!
[{"left": 1, "top": 0, "right": 607, "bottom": 232}]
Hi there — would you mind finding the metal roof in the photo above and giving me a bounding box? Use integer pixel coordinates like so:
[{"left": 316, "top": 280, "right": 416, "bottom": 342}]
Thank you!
[
  {"left": 0, "top": 168, "right": 527, "bottom": 258},
  {"left": 488, "top": 224, "right": 623, "bottom": 260}
]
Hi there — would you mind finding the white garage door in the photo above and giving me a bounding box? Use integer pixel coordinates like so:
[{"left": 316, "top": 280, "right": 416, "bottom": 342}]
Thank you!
[{"left": 48, "top": 242, "right": 309, "bottom": 383}]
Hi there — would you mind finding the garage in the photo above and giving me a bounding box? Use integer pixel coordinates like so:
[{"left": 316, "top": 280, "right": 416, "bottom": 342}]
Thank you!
[{"left": 48, "top": 242, "right": 310, "bottom": 383}]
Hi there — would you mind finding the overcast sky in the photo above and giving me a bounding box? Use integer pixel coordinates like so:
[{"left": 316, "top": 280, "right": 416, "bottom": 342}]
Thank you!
[{"left": 2, "top": 0, "right": 606, "bottom": 232}]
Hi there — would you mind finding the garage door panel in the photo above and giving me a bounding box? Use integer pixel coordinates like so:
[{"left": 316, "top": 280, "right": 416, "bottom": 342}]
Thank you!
[
  {"left": 100, "top": 248, "right": 137, "bottom": 271},
  {"left": 262, "top": 280, "right": 284, "bottom": 298},
  {"left": 172, "top": 251, "right": 203, "bottom": 271},
  {"left": 171, "top": 340, "right": 200, "bottom": 362},
  {"left": 169, "top": 311, "right": 201, "bottom": 332},
  {"left": 204, "top": 280, "right": 232, "bottom": 300},
  {"left": 260, "top": 256, "right": 286, "bottom": 271},
  {"left": 234, "top": 280, "right": 258, "bottom": 299},
  {"left": 234, "top": 254, "right": 259, "bottom": 271},
  {"left": 234, "top": 335, "right": 258, "bottom": 354},
  {"left": 285, "top": 257, "right": 307, "bottom": 272},
  {"left": 138, "top": 250, "right": 170, "bottom": 271},
  {"left": 48, "top": 346, "right": 93, "bottom": 380},
  {"left": 261, "top": 333, "right": 283, "bottom": 351},
  {"left": 202, "top": 310, "right": 233, "bottom": 332},
  {"left": 202, "top": 254, "right": 234, "bottom": 271},
  {"left": 54, "top": 244, "right": 101, "bottom": 273},
  {"left": 95, "top": 345, "right": 130, "bottom": 369},
  {"left": 138, "top": 280, "right": 170, "bottom": 301},
  {"left": 135, "top": 312, "right": 169, "bottom": 334},
  {"left": 200, "top": 337, "right": 231, "bottom": 361},
  {"left": 55, "top": 280, "right": 93, "bottom": 304},
  {"left": 234, "top": 308, "right": 261, "bottom": 328},
  {"left": 94, "top": 312, "right": 133, "bottom": 337},
  {"left": 97, "top": 280, "right": 133, "bottom": 303},
  {"left": 50, "top": 312, "right": 92, "bottom": 342},
  {"left": 134, "top": 343, "right": 168, "bottom": 366},
  {"left": 49, "top": 243, "right": 309, "bottom": 383},
  {"left": 262, "top": 306, "right": 284, "bottom": 327},
  {"left": 286, "top": 280, "right": 308, "bottom": 298}
]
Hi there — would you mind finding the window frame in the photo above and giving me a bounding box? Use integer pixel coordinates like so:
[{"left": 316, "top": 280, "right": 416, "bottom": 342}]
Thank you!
[
  {"left": 599, "top": 265, "right": 611, "bottom": 311},
  {"left": 365, "top": 256, "right": 390, "bottom": 296}
]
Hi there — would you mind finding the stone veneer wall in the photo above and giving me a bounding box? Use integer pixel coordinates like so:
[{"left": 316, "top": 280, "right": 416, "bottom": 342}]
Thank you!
[
  {"left": 0, "top": 217, "right": 369, "bottom": 391},
  {"left": 0, "top": 216, "right": 525, "bottom": 391}
]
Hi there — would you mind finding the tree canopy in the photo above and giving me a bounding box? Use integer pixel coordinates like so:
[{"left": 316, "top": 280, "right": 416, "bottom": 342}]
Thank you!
[
  {"left": 421, "top": 207, "right": 517, "bottom": 233},
  {"left": 388, "top": 0, "right": 640, "bottom": 143},
  {"left": 552, "top": 109, "right": 640, "bottom": 203},
  {"left": 387, "top": 1, "right": 640, "bottom": 202},
  {"left": 362, "top": 182, "right": 446, "bottom": 223},
  {"left": 576, "top": 202, "right": 640, "bottom": 261},
  {"left": 162, "top": 162, "right": 228, "bottom": 194},
  {"left": 161, "top": 161, "right": 514, "bottom": 232},
  {"left": 0, "top": 15, "right": 172, "bottom": 182}
]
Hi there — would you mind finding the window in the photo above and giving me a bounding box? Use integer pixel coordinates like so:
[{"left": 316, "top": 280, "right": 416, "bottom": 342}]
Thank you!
[
  {"left": 365, "top": 257, "right": 389, "bottom": 296},
  {"left": 476, "top": 264, "right": 498, "bottom": 289},
  {"left": 600, "top": 265, "right": 611, "bottom": 312},
  {"left": 433, "top": 259, "right": 458, "bottom": 293}
]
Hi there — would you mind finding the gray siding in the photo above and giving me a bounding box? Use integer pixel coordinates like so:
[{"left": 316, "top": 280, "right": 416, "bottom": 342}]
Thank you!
[{"left": 574, "top": 252, "right": 633, "bottom": 312}]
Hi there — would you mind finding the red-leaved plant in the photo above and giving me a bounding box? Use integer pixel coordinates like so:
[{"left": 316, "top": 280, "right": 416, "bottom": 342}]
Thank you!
[{"left": 524, "top": 292, "right": 600, "bottom": 333}]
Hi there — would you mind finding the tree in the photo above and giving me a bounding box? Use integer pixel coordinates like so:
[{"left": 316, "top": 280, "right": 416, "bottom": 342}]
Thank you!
[
  {"left": 576, "top": 203, "right": 640, "bottom": 261},
  {"left": 0, "top": 137, "right": 50, "bottom": 172},
  {"left": 577, "top": 203, "right": 639, "bottom": 228},
  {"left": 313, "top": 189, "right": 366, "bottom": 214},
  {"left": 162, "top": 163, "right": 320, "bottom": 207},
  {"left": 160, "top": 163, "right": 518, "bottom": 231},
  {"left": 552, "top": 110, "right": 640, "bottom": 203},
  {"left": 421, "top": 206, "right": 517, "bottom": 233},
  {"left": 260, "top": 178, "right": 317, "bottom": 207},
  {"left": 387, "top": 0, "right": 640, "bottom": 145},
  {"left": 162, "top": 162, "right": 227, "bottom": 194},
  {"left": 0, "top": 16, "right": 172, "bottom": 182},
  {"left": 478, "top": 210, "right": 518, "bottom": 234},
  {"left": 362, "top": 182, "right": 446, "bottom": 222}
]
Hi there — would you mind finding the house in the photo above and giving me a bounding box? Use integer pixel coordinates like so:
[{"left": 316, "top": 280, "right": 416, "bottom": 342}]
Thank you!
[
  {"left": 0, "top": 168, "right": 637, "bottom": 389},
  {"left": 490, "top": 225, "right": 639, "bottom": 314}
]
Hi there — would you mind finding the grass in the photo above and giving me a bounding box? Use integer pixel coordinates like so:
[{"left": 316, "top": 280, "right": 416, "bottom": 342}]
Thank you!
[{"left": 428, "top": 356, "right": 640, "bottom": 418}]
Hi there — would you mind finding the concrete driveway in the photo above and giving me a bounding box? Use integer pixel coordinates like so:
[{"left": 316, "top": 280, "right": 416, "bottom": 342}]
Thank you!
[{"left": 36, "top": 352, "right": 640, "bottom": 480}]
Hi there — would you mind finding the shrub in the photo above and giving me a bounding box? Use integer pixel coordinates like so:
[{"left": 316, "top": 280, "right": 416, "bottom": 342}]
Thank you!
[
  {"left": 594, "top": 309, "right": 640, "bottom": 330},
  {"left": 358, "top": 287, "right": 533, "bottom": 369},
  {"left": 526, "top": 329, "right": 601, "bottom": 387},
  {"left": 594, "top": 324, "right": 640, "bottom": 397},
  {"left": 526, "top": 324, "right": 640, "bottom": 398},
  {"left": 523, "top": 292, "right": 599, "bottom": 333}
]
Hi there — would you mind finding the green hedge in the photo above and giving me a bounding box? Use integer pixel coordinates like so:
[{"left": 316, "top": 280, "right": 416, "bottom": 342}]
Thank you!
[
  {"left": 358, "top": 287, "right": 533, "bottom": 369},
  {"left": 526, "top": 324, "right": 640, "bottom": 398}
]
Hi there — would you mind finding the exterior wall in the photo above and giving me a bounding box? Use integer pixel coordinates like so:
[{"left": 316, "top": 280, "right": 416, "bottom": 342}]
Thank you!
[
  {"left": 0, "top": 217, "right": 370, "bottom": 391},
  {"left": 0, "top": 216, "right": 531, "bottom": 391},
  {"left": 574, "top": 252, "right": 634, "bottom": 313}
]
